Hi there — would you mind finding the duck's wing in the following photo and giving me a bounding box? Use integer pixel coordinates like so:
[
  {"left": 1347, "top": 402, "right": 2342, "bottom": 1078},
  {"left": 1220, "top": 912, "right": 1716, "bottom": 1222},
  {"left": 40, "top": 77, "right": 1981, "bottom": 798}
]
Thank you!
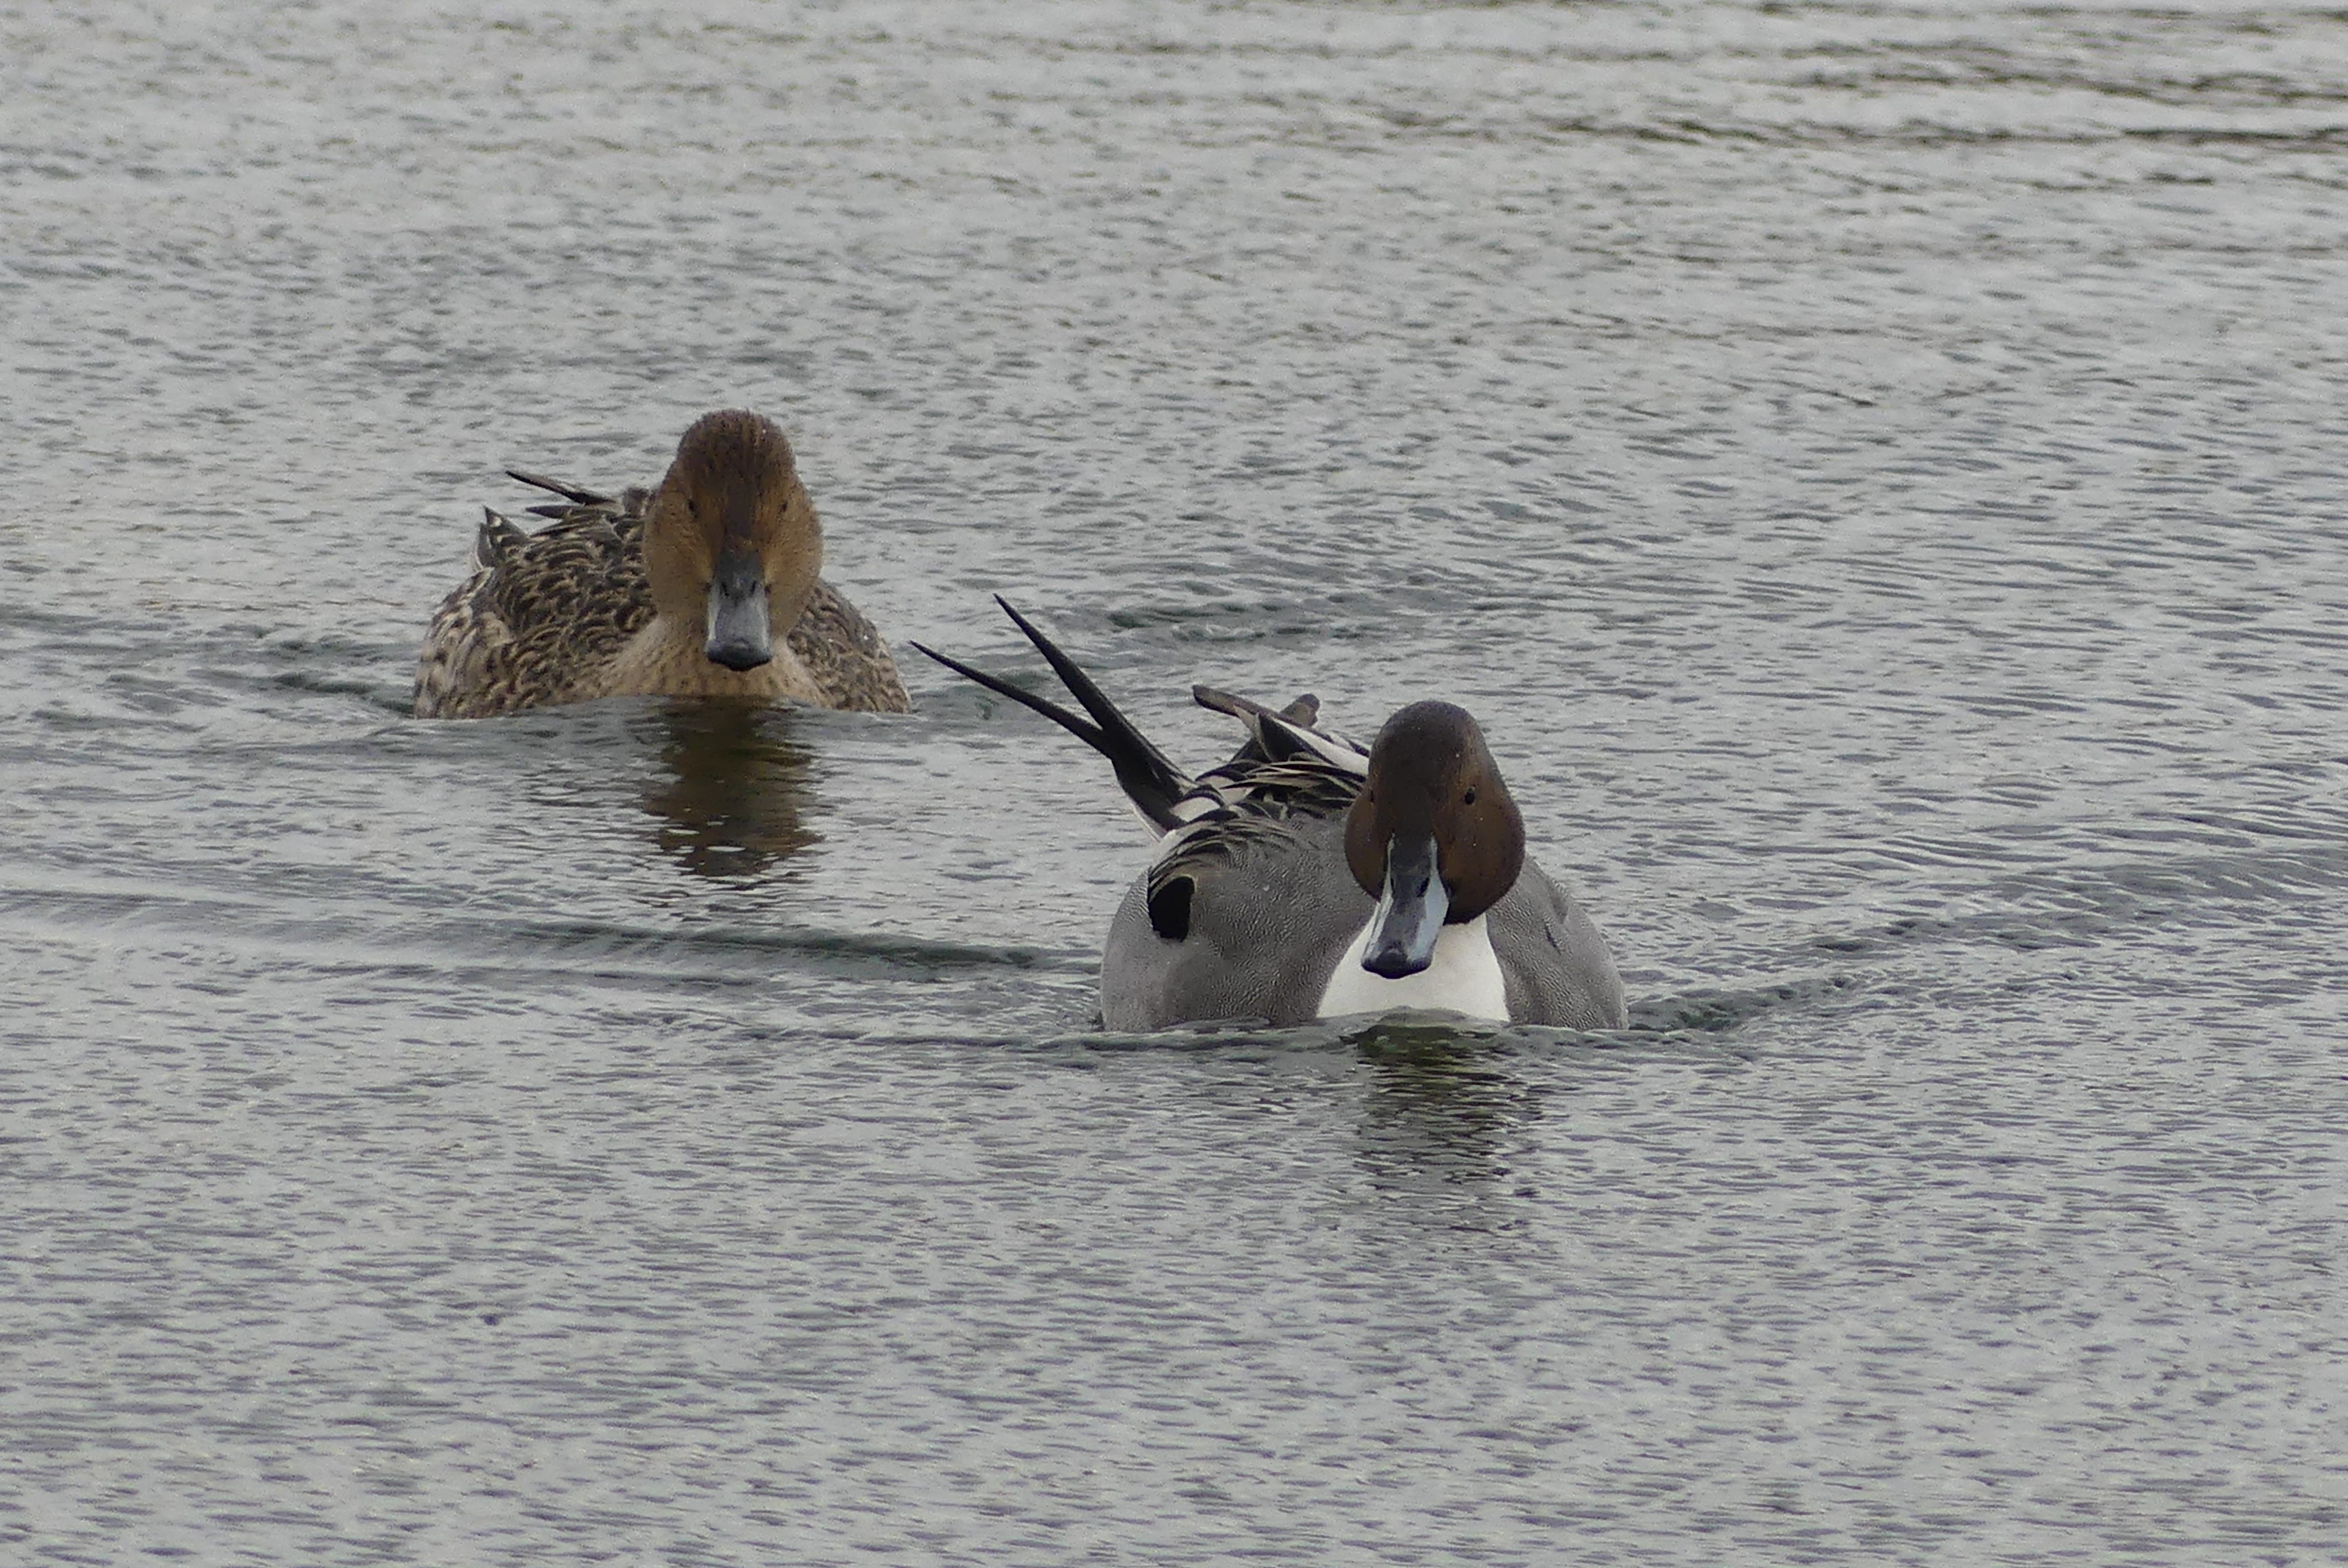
[
  {"left": 1486, "top": 860, "right": 1630, "bottom": 1030},
  {"left": 485, "top": 509, "right": 640, "bottom": 640},
  {"left": 412, "top": 479, "right": 652, "bottom": 719},
  {"left": 1102, "top": 807, "right": 1370, "bottom": 1028},
  {"left": 1139, "top": 699, "right": 1367, "bottom": 942},
  {"left": 788, "top": 580, "right": 912, "bottom": 715}
]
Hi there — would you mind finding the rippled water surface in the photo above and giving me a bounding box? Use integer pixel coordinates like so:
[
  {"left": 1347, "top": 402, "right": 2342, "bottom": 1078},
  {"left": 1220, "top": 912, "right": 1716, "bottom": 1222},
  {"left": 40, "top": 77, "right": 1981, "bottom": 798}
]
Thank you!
[{"left": 7, "top": 1, "right": 2348, "bottom": 1561}]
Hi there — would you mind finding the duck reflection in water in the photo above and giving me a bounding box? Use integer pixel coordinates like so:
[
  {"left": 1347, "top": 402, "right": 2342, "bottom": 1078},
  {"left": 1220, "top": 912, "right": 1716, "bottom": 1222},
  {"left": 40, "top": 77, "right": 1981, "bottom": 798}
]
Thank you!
[
  {"left": 1345, "top": 1018, "right": 1549, "bottom": 1206},
  {"left": 634, "top": 701, "right": 818, "bottom": 878}
]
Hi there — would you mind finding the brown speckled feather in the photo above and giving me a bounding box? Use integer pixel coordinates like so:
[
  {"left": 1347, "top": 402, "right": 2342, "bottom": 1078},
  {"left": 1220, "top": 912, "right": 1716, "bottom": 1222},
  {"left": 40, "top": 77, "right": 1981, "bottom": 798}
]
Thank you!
[
  {"left": 788, "top": 578, "right": 912, "bottom": 713},
  {"left": 413, "top": 480, "right": 909, "bottom": 719}
]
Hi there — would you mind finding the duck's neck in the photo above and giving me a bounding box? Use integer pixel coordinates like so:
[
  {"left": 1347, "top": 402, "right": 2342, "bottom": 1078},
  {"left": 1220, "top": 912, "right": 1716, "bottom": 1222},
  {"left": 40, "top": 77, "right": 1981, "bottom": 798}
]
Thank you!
[
  {"left": 1314, "top": 913, "right": 1508, "bottom": 1023},
  {"left": 602, "top": 614, "right": 822, "bottom": 701}
]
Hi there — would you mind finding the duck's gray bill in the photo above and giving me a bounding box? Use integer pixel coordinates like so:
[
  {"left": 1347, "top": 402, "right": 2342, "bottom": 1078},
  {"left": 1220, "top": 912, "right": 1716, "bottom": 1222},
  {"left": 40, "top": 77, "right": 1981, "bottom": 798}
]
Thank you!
[
  {"left": 704, "top": 553, "right": 773, "bottom": 671},
  {"left": 1363, "top": 832, "right": 1448, "bottom": 978}
]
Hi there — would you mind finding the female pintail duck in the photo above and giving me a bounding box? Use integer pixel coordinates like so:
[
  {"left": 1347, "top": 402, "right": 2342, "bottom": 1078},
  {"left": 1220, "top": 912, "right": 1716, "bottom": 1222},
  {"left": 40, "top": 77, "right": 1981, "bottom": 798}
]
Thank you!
[
  {"left": 915, "top": 600, "right": 1627, "bottom": 1031},
  {"left": 413, "top": 410, "right": 910, "bottom": 719}
]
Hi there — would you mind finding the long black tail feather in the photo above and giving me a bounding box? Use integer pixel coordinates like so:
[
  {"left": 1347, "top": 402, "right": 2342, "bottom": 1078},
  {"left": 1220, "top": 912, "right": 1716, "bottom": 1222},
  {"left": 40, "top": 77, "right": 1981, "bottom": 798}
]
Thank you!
[
  {"left": 506, "top": 469, "right": 614, "bottom": 509},
  {"left": 913, "top": 597, "right": 1196, "bottom": 833}
]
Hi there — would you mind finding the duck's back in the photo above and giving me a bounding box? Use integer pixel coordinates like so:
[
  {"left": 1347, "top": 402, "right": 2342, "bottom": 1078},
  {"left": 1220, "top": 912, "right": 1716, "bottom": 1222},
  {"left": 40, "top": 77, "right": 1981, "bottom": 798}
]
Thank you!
[
  {"left": 413, "top": 505, "right": 650, "bottom": 719},
  {"left": 1102, "top": 813, "right": 1627, "bottom": 1031}
]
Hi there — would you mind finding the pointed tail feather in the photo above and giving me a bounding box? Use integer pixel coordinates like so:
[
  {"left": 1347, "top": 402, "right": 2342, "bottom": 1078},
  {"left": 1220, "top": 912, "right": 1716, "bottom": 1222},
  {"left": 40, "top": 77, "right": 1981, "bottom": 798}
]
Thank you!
[
  {"left": 910, "top": 638, "right": 1108, "bottom": 751},
  {"left": 506, "top": 469, "right": 614, "bottom": 508},
  {"left": 913, "top": 599, "right": 1195, "bottom": 833}
]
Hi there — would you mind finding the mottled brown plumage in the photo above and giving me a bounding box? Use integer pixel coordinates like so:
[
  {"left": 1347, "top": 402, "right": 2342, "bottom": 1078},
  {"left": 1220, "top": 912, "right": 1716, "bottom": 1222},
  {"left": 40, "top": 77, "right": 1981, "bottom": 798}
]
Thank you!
[{"left": 413, "top": 412, "right": 910, "bottom": 719}]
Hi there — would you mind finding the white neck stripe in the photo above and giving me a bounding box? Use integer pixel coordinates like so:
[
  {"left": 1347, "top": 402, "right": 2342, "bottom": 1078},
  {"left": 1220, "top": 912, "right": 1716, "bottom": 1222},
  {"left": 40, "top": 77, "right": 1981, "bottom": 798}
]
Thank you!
[{"left": 1314, "top": 913, "right": 1508, "bottom": 1022}]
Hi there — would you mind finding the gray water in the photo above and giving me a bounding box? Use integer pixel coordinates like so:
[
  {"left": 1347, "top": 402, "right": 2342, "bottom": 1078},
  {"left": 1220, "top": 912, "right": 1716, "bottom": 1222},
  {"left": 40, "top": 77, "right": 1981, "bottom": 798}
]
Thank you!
[{"left": 6, "top": 1, "right": 2348, "bottom": 1561}]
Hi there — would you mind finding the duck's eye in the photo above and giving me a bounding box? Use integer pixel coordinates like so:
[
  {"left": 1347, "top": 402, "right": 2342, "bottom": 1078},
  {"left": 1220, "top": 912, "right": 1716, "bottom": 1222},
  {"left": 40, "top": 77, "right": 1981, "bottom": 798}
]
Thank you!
[{"left": 1463, "top": 787, "right": 1477, "bottom": 805}]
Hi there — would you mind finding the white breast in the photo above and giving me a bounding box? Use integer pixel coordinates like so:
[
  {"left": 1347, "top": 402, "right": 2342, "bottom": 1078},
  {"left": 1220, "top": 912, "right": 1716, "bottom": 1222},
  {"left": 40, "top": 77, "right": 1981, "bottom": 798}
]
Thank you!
[{"left": 1314, "top": 913, "right": 1509, "bottom": 1022}]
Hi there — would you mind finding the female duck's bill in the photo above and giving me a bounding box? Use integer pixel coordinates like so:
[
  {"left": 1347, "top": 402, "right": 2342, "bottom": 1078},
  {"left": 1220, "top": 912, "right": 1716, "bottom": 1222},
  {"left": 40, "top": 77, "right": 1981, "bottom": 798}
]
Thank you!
[
  {"left": 915, "top": 600, "right": 1627, "bottom": 1031},
  {"left": 703, "top": 550, "right": 772, "bottom": 671},
  {"left": 411, "top": 411, "right": 911, "bottom": 719}
]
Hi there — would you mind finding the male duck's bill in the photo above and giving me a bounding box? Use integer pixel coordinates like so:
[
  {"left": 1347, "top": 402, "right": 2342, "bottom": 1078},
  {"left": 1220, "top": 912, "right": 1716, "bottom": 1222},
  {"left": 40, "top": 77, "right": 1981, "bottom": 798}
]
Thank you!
[
  {"left": 411, "top": 410, "right": 912, "bottom": 719},
  {"left": 915, "top": 600, "right": 1627, "bottom": 1031}
]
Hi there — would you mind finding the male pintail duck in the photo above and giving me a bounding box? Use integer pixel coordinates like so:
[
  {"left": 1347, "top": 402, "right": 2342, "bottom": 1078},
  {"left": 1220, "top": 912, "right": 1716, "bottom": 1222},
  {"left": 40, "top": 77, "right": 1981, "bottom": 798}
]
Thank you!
[
  {"left": 915, "top": 600, "right": 1627, "bottom": 1031},
  {"left": 413, "top": 410, "right": 910, "bottom": 718}
]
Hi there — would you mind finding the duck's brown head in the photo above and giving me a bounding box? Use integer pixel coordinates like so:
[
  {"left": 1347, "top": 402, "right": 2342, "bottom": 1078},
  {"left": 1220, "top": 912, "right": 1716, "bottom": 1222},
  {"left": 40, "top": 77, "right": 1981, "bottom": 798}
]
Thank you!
[
  {"left": 1342, "top": 701, "right": 1526, "bottom": 979},
  {"left": 643, "top": 411, "right": 822, "bottom": 671}
]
